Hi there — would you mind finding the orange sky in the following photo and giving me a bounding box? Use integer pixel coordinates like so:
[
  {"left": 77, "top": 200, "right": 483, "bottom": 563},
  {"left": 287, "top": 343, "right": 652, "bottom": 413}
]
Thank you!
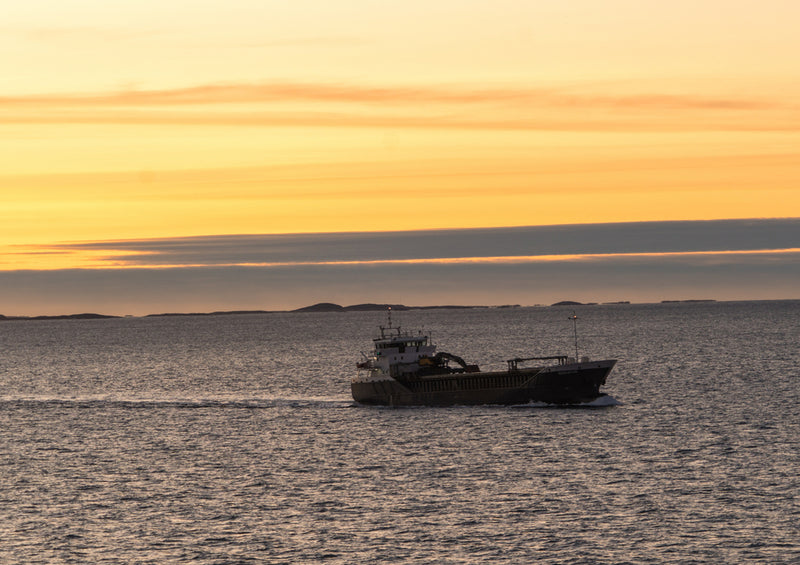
[{"left": 2, "top": 0, "right": 800, "bottom": 272}]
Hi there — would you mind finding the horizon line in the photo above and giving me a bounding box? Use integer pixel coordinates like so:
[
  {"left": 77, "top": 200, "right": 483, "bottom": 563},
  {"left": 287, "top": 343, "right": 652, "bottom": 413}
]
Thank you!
[{"left": 4, "top": 298, "right": 800, "bottom": 321}]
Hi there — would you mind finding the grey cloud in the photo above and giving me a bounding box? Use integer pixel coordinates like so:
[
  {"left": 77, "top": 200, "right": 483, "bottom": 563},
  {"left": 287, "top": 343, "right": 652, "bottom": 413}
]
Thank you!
[
  {"left": 47, "top": 218, "right": 800, "bottom": 267},
  {"left": 1, "top": 249, "right": 798, "bottom": 317},
  {"left": 4, "top": 219, "right": 798, "bottom": 316}
]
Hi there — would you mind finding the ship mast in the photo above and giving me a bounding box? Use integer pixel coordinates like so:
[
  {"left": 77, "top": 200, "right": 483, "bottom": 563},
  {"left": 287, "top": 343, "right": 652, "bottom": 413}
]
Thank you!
[{"left": 569, "top": 313, "right": 579, "bottom": 361}]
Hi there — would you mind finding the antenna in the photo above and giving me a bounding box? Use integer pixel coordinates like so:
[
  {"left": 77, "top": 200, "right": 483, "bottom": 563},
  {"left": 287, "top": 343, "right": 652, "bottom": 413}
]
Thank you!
[{"left": 569, "top": 313, "right": 579, "bottom": 361}]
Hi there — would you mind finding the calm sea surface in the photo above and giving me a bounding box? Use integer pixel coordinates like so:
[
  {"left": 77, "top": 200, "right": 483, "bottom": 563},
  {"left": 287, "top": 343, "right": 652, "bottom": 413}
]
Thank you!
[{"left": 1, "top": 301, "right": 798, "bottom": 564}]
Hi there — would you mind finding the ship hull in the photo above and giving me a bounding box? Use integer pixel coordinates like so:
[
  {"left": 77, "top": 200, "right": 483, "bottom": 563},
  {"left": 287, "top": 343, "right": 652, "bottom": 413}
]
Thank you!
[{"left": 351, "top": 360, "right": 616, "bottom": 407}]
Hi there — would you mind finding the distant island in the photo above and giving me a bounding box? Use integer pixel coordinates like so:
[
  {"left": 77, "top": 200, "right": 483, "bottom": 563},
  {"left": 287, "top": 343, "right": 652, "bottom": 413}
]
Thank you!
[
  {"left": 550, "top": 300, "right": 631, "bottom": 306},
  {"left": 145, "top": 310, "right": 273, "bottom": 317},
  {"left": 148, "top": 303, "right": 502, "bottom": 316},
  {"left": 0, "top": 313, "right": 120, "bottom": 321},
  {"left": 290, "top": 302, "right": 506, "bottom": 313}
]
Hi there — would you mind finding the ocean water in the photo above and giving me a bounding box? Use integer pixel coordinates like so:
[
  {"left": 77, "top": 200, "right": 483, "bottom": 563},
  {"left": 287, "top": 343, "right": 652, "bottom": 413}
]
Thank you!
[{"left": 1, "top": 301, "right": 798, "bottom": 564}]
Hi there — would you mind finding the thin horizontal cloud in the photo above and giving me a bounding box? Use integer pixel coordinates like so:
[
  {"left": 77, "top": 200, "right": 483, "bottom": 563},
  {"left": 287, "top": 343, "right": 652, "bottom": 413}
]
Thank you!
[
  {"left": 2, "top": 81, "right": 794, "bottom": 132},
  {"left": 3, "top": 109, "right": 798, "bottom": 133},
  {"left": 17, "top": 249, "right": 800, "bottom": 271},
  {"left": 14, "top": 219, "right": 800, "bottom": 270},
  {"left": 3, "top": 249, "right": 799, "bottom": 316},
  {"left": 4, "top": 153, "right": 799, "bottom": 199},
  {"left": 0, "top": 81, "right": 780, "bottom": 110}
]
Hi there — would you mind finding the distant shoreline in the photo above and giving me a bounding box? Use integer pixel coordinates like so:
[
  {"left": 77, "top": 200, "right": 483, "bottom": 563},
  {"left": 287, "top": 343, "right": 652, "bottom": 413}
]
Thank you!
[
  {"left": 0, "top": 303, "right": 515, "bottom": 321},
  {"left": 10, "top": 298, "right": 791, "bottom": 321},
  {"left": 0, "top": 313, "right": 123, "bottom": 321}
]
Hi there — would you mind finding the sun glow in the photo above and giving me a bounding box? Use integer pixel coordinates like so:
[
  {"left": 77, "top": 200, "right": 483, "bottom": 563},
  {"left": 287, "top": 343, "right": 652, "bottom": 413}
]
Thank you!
[{"left": 2, "top": 1, "right": 800, "bottom": 311}]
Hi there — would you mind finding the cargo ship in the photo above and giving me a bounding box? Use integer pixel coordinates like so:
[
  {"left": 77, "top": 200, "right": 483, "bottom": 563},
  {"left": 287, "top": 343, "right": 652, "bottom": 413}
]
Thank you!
[{"left": 352, "top": 314, "right": 616, "bottom": 406}]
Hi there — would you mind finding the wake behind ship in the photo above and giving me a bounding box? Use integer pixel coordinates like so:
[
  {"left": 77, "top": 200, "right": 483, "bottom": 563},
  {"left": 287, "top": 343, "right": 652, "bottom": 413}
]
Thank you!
[{"left": 352, "top": 314, "right": 616, "bottom": 407}]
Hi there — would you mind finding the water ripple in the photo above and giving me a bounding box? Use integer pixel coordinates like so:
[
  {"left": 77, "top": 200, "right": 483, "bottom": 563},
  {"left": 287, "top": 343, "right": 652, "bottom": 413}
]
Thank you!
[{"left": 1, "top": 303, "right": 799, "bottom": 563}]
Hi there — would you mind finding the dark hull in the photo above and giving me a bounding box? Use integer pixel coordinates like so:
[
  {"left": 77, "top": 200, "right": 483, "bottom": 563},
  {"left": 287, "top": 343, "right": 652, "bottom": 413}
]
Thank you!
[{"left": 352, "top": 360, "right": 616, "bottom": 407}]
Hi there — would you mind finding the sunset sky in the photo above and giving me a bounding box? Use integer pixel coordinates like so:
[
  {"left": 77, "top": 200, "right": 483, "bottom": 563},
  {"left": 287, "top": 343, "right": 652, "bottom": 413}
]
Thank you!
[{"left": 2, "top": 1, "right": 799, "bottom": 315}]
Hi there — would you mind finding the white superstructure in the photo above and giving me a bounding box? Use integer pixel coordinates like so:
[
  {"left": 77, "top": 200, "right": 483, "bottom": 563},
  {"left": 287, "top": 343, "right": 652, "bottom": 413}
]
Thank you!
[{"left": 355, "top": 324, "right": 437, "bottom": 382}]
